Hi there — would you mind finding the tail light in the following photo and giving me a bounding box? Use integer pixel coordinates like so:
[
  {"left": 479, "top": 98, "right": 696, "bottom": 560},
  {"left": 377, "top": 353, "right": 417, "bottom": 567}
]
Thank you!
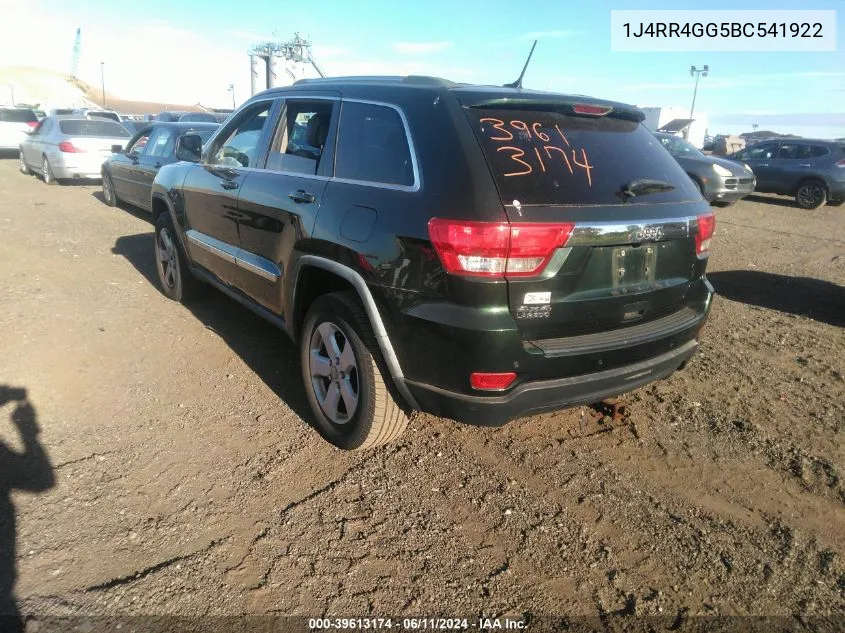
[
  {"left": 428, "top": 219, "right": 575, "bottom": 278},
  {"left": 695, "top": 213, "right": 716, "bottom": 257},
  {"left": 470, "top": 372, "right": 517, "bottom": 391},
  {"left": 835, "top": 159, "right": 845, "bottom": 168},
  {"left": 26, "top": 121, "right": 38, "bottom": 128},
  {"left": 58, "top": 141, "right": 86, "bottom": 153}
]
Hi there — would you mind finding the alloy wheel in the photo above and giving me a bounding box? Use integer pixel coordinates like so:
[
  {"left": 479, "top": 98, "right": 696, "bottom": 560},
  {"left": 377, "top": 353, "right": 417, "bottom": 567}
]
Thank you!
[
  {"left": 797, "top": 184, "right": 824, "bottom": 209},
  {"left": 156, "top": 226, "right": 178, "bottom": 290},
  {"left": 308, "top": 321, "right": 359, "bottom": 425},
  {"left": 103, "top": 175, "right": 114, "bottom": 204}
]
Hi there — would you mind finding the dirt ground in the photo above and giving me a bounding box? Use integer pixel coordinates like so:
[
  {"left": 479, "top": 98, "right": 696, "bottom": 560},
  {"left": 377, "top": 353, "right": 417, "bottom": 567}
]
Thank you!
[{"left": 0, "top": 156, "right": 843, "bottom": 628}]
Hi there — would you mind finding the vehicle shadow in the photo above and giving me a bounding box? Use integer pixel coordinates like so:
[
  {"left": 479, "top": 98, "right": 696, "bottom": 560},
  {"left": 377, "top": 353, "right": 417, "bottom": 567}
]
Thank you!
[
  {"left": 743, "top": 194, "right": 797, "bottom": 208},
  {"left": 111, "top": 233, "right": 315, "bottom": 426},
  {"left": 90, "top": 191, "right": 152, "bottom": 224},
  {"left": 0, "top": 386, "right": 55, "bottom": 633},
  {"left": 709, "top": 270, "right": 845, "bottom": 327}
]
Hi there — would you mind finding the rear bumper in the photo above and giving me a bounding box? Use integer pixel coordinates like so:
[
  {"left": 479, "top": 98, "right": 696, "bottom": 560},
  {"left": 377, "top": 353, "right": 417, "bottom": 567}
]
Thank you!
[{"left": 405, "top": 339, "right": 698, "bottom": 426}]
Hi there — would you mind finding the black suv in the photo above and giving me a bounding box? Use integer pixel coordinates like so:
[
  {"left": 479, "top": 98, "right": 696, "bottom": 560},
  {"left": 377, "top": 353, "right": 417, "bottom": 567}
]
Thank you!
[
  {"left": 731, "top": 139, "right": 845, "bottom": 209},
  {"left": 150, "top": 76, "right": 715, "bottom": 450}
]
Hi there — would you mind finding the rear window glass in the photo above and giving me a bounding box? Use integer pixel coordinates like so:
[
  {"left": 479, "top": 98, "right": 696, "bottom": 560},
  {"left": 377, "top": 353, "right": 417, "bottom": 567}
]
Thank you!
[
  {"left": 87, "top": 111, "right": 121, "bottom": 123},
  {"left": 0, "top": 109, "right": 37, "bottom": 123},
  {"left": 59, "top": 120, "right": 130, "bottom": 137},
  {"left": 467, "top": 109, "right": 699, "bottom": 205}
]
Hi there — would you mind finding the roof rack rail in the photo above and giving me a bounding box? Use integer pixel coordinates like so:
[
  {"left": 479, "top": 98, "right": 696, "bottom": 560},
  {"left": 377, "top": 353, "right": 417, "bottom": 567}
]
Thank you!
[{"left": 292, "top": 75, "right": 455, "bottom": 87}]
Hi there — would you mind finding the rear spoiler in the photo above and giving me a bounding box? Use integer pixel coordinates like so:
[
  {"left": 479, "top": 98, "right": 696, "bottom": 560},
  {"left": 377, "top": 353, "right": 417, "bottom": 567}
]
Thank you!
[{"left": 463, "top": 98, "right": 645, "bottom": 123}]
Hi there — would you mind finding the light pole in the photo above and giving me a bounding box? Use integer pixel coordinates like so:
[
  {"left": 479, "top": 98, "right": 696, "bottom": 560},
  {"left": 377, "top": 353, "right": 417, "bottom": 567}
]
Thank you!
[
  {"left": 100, "top": 61, "right": 106, "bottom": 108},
  {"left": 228, "top": 84, "right": 235, "bottom": 109},
  {"left": 7, "top": 84, "right": 14, "bottom": 105},
  {"left": 687, "top": 65, "right": 709, "bottom": 139}
]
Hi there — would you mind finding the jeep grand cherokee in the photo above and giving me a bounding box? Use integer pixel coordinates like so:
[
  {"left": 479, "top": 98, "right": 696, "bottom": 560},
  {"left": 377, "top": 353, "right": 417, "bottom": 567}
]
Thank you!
[{"left": 150, "top": 76, "right": 715, "bottom": 450}]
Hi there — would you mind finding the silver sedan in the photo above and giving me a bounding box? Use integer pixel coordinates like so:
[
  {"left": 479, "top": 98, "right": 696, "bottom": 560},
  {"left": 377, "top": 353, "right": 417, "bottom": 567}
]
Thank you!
[{"left": 19, "top": 116, "right": 131, "bottom": 184}]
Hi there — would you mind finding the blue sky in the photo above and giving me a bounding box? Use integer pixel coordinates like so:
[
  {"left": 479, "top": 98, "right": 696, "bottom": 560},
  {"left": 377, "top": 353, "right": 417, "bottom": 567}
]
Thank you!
[{"left": 1, "top": 0, "right": 842, "bottom": 137}]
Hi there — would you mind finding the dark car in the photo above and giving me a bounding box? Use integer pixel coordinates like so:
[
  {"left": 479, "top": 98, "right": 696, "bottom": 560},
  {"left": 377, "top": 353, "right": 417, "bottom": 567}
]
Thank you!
[
  {"left": 730, "top": 139, "right": 845, "bottom": 209},
  {"left": 149, "top": 76, "right": 715, "bottom": 450},
  {"left": 655, "top": 132, "right": 756, "bottom": 206},
  {"left": 153, "top": 111, "right": 189, "bottom": 123},
  {"left": 101, "top": 122, "right": 218, "bottom": 211}
]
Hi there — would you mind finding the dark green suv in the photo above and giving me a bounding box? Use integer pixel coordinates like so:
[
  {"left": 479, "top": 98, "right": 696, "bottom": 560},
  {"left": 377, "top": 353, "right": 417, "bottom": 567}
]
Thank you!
[{"left": 150, "top": 76, "right": 715, "bottom": 450}]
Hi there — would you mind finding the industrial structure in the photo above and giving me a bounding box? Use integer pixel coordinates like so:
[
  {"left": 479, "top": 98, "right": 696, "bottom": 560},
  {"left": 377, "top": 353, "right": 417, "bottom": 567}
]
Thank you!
[
  {"left": 248, "top": 33, "right": 325, "bottom": 96},
  {"left": 71, "top": 28, "right": 81, "bottom": 79}
]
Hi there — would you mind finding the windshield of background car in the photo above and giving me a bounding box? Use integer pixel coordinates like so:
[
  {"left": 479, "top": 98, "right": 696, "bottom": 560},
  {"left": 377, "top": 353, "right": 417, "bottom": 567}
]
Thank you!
[
  {"left": 466, "top": 108, "right": 699, "bottom": 205},
  {"left": 59, "top": 120, "right": 131, "bottom": 137},
  {"left": 0, "top": 108, "right": 37, "bottom": 123},
  {"left": 658, "top": 134, "right": 705, "bottom": 158}
]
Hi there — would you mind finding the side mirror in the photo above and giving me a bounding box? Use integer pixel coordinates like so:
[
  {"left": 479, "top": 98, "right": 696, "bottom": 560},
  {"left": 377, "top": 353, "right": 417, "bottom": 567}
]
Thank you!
[
  {"left": 111, "top": 144, "right": 124, "bottom": 154},
  {"left": 175, "top": 133, "right": 202, "bottom": 163}
]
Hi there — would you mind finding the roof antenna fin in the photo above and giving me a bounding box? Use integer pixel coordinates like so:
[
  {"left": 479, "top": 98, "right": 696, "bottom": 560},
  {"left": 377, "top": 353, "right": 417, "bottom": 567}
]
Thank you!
[{"left": 503, "top": 40, "right": 537, "bottom": 89}]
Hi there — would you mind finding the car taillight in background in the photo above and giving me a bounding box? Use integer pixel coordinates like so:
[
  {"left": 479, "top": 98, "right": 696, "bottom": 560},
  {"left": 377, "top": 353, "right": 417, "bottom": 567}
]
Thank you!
[
  {"left": 835, "top": 158, "right": 845, "bottom": 168},
  {"left": 428, "top": 219, "right": 575, "bottom": 278},
  {"left": 695, "top": 213, "right": 716, "bottom": 257},
  {"left": 58, "top": 141, "right": 86, "bottom": 153},
  {"left": 26, "top": 121, "right": 38, "bottom": 128}
]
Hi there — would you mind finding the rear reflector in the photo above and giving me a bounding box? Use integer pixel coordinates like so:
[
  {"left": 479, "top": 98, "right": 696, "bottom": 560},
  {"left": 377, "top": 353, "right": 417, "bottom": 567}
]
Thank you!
[
  {"left": 470, "top": 372, "right": 517, "bottom": 391},
  {"left": 695, "top": 213, "right": 716, "bottom": 257},
  {"left": 428, "top": 219, "right": 575, "bottom": 278},
  {"left": 58, "top": 141, "right": 86, "bottom": 153},
  {"left": 572, "top": 104, "right": 613, "bottom": 116}
]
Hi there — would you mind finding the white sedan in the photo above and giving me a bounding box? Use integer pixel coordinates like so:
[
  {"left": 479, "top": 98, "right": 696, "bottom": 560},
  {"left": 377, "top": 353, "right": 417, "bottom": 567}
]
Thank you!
[{"left": 19, "top": 116, "right": 131, "bottom": 184}]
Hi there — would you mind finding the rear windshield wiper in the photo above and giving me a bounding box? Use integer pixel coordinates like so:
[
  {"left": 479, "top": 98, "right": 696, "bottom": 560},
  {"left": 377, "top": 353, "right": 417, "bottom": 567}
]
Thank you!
[{"left": 619, "top": 179, "right": 676, "bottom": 201}]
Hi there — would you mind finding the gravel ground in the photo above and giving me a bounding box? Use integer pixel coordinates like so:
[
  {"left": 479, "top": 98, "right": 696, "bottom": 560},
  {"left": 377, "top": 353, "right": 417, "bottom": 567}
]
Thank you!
[{"left": 0, "top": 156, "right": 843, "bottom": 629}]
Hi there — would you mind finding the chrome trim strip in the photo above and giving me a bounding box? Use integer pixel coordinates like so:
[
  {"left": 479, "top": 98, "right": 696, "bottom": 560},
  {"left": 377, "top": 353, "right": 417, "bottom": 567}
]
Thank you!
[
  {"left": 292, "top": 255, "right": 421, "bottom": 410},
  {"left": 187, "top": 229, "right": 281, "bottom": 283},
  {"left": 567, "top": 217, "right": 693, "bottom": 247},
  {"left": 186, "top": 229, "right": 238, "bottom": 264},
  {"left": 236, "top": 249, "right": 281, "bottom": 283}
]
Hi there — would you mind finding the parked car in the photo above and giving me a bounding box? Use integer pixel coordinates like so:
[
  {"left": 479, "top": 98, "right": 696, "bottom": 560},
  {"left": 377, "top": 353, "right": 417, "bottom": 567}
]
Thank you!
[
  {"left": 0, "top": 106, "right": 38, "bottom": 151},
  {"left": 153, "top": 111, "right": 188, "bottom": 122},
  {"left": 730, "top": 139, "right": 845, "bottom": 209},
  {"left": 150, "top": 76, "right": 715, "bottom": 450},
  {"left": 655, "top": 132, "right": 755, "bottom": 206},
  {"left": 19, "top": 116, "right": 131, "bottom": 184},
  {"left": 73, "top": 108, "right": 122, "bottom": 123},
  {"left": 48, "top": 108, "right": 75, "bottom": 116},
  {"left": 178, "top": 112, "right": 219, "bottom": 123},
  {"left": 101, "top": 121, "right": 219, "bottom": 210}
]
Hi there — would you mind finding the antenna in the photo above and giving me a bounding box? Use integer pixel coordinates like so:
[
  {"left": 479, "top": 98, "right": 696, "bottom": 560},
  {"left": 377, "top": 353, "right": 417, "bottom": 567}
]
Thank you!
[{"left": 503, "top": 40, "right": 537, "bottom": 89}]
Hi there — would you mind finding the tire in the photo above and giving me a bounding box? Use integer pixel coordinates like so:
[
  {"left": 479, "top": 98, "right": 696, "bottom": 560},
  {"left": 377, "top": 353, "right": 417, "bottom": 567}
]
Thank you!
[
  {"left": 795, "top": 181, "right": 827, "bottom": 210},
  {"left": 153, "top": 213, "right": 204, "bottom": 302},
  {"left": 102, "top": 172, "right": 118, "bottom": 207},
  {"left": 19, "top": 152, "right": 30, "bottom": 175},
  {"left": 300, "top": 291, "right": 408, "bottom": 450},
  {"left": 693, "top": 176, "right": 706, "bottom": 198},
  {"left": 42, "top": 156, "right": 56, "bottom": 185}
]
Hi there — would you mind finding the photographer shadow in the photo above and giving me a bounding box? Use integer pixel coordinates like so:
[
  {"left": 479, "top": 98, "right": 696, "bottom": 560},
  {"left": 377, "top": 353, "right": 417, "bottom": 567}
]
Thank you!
[{"left": 0, "top": 387, "right": 55, "bottom": 633}]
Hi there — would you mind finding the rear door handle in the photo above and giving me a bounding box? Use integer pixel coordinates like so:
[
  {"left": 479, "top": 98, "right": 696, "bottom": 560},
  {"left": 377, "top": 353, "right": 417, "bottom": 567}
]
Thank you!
[
  {"left": 289, "top": 189, "right": 316, "bottom": 204},
  {"left": 221, "top": 180, "right": 239, "bottom": 190},
  {"left": 798, "top": 163, "right": 811, "bottom": 167}
]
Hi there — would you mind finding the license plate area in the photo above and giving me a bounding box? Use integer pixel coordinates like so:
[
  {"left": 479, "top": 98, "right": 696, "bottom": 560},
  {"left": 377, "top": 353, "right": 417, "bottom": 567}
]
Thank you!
[{"left": 612, "top": 245, "right": 657, "bottom": 287}]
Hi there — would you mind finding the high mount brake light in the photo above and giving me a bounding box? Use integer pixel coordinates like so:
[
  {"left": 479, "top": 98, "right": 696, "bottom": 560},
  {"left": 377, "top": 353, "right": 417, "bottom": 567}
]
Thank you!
[
  {"left": 695, "top": 213, "right": 716, "bottom": 257},
  {"left": 428, "top": 219, "right": 575, "bottom": 278},
  {"left": 572, "top": 104, "right": 613, "bottom": 116}
]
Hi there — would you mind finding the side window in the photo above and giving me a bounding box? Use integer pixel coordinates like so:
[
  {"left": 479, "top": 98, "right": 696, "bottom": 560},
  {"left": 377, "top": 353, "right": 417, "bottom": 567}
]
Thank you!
[
  {"left": 810, "top": 145, "right": 830, "bottom": 158},
  {"left": 335, "top": 101, "right": 414, "bottom": 187},
  {"left": 209, "top": 101, "right": 274, "bottom": 168},
  {"left": 127, "top": 129, "right": 151, "bottom": 155},
  {"left": 266, "top": 100, "right": 335, "bottom": 175},
  {"left": 776, "top": 144, "right": 798, "bottom": 159},
  {"left": 745, "top": 143, "right": 776, "bottom": 160},
  {"left": 146, "top": 128, "right": 173, "bottom": 157}
]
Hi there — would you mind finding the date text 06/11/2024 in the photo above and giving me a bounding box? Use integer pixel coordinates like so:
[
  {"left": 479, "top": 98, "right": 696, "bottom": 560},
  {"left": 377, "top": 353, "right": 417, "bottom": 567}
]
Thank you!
[{"left": 308, "top": 618, "right": 527, "bottom": 630}]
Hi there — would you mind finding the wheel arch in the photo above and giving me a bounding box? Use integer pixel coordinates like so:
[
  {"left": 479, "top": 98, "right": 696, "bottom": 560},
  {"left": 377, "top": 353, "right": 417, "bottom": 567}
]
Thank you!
[
  {"left": 290, "top": 255, "right": 420, "bottom": 410},
  {"left": 792, "top": 176, "right": 828, "bottom": 196}
]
